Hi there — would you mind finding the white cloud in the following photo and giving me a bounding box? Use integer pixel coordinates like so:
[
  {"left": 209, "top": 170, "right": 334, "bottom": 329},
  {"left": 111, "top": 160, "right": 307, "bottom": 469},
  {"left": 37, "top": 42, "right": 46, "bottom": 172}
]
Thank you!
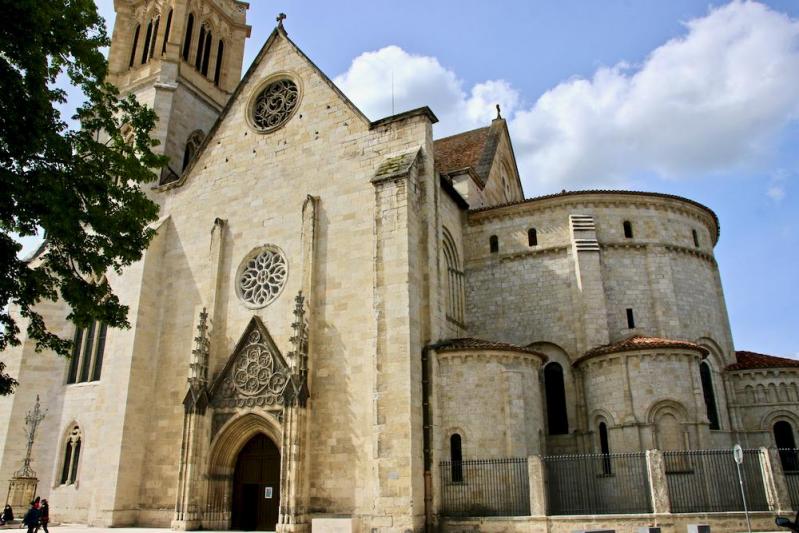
[
  {"left": 510, "top": 1, "right": 799, "bottom": 193},
  {"left": 333, "top": 46, "right": 519, "bottom": 136},
  {"left": 335, "top": 1, "right": 799, "bottom": 196}
]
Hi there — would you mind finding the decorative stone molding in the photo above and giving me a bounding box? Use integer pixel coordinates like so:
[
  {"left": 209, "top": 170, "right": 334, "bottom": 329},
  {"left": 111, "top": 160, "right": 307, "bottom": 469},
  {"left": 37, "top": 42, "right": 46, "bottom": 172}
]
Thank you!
[{"left": 209, "top": 317, "right": 290, "bottom": 409}]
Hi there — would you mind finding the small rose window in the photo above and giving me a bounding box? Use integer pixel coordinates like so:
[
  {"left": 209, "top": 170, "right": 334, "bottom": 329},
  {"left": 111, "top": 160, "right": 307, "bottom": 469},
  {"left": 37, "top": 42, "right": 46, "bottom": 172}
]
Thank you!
[
  {"left": 251, "top": 79, "right": 299, "bottom": 132},
  {"left": 236, "top": 246, "right": 288, "bottom": 308}
]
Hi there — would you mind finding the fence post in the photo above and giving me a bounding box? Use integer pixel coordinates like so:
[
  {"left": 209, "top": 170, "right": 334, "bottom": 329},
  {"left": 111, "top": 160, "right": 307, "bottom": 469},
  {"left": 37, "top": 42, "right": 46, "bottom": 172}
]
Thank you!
[
  {"left": 646, "top": 449, "right": 671, "bottom": 514},
  {"left": 528, "top": 455, "right": 547, "bottom": 516},
  {"left": 759, "top": 447, "right": 792, "bottom": 513}
]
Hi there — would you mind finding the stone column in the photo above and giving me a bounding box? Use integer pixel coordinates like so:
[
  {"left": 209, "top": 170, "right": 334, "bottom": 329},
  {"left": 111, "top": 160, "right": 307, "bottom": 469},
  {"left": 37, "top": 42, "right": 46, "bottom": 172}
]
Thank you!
[
  {"left": 528, "top": 455, "right": 547, "bottom": 516},
  {"left": 646, "top": 449, "right": 671, "bottom": 514},
  {"left": 760, "top": 447, "right": 793, "bottom": 513}
]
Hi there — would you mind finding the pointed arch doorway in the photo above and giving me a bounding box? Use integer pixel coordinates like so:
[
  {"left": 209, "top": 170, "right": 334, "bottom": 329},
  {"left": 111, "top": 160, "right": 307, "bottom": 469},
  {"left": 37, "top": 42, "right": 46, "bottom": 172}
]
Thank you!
[{"left": 231, "top": 433, "right": 281, "bottom": 531}]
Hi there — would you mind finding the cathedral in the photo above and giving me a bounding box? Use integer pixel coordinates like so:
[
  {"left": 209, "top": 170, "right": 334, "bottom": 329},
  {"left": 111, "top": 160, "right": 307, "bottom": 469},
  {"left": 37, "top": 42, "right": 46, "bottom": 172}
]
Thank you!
[{"left": 1, "top": 1, "right": 798, "bottom": 532}]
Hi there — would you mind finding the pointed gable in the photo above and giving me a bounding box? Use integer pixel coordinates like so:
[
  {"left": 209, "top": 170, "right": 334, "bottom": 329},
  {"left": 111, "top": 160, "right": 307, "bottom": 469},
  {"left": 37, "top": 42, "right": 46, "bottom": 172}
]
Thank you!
[
  {"left": 209, "top": 316, "right": 290, "bottom": 409},
  {"left": 159, "top": 25, "right": 372, "bottom": 190},
  {"left": 434, "top": 117, "right": 524, "bottom": 207}
]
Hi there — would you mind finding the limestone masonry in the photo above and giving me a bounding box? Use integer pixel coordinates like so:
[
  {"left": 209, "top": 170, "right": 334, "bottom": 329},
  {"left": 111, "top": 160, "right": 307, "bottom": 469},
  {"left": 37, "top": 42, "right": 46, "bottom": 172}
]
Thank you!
[{"left": 1, "top": 1, "right": 798, "bottom": 532}]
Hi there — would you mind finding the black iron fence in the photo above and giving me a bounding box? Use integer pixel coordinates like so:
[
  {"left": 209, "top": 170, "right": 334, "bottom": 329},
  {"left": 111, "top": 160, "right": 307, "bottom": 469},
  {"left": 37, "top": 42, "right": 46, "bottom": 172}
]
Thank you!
[
  {"left": 439, "top": 457, "right": 530, "bottom": 517},
  {"left": 778, "top": 449, "right": 799, "bottom": 510},
  {"left": 543, "top": 452, "right": 652, "bottom": 515},
  {"left": 664, "top": 449, "right": 768, "bottom": 513}
]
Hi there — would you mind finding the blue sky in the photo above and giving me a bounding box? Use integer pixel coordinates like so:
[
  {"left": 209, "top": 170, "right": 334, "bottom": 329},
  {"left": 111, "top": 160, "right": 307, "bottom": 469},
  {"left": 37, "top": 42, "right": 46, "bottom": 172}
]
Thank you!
[{"left": 51, "top": 1, "right": 799, "bottom": 355}]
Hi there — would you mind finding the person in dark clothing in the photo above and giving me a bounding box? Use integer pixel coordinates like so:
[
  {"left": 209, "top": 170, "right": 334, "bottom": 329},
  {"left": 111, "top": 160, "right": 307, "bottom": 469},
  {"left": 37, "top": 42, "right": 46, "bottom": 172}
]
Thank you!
[
  {"left": 0, "top": 503, "right": 13, "bottom": 524},
  {"left": 38, "top": 500, "right": 49, "bottom": 533},
  {"left": 23, "top": 501, "right": 40, "bottom": 533}
]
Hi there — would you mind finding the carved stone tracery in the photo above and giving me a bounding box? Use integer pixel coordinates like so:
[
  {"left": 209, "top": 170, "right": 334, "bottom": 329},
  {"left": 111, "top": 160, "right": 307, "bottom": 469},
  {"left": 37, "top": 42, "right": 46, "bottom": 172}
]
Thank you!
[
  {"left": 251, "top": 79, "right": 299, "bottom": 132},
  {"left": 212, "top": 319, "right": 290, "bottom": 409}
]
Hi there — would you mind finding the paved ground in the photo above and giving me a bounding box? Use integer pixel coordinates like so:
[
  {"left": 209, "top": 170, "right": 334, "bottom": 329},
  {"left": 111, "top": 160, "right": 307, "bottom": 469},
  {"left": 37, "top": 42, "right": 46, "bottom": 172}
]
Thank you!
[{"left": 1, "top": 526, "right": 254, "bottom": 533}]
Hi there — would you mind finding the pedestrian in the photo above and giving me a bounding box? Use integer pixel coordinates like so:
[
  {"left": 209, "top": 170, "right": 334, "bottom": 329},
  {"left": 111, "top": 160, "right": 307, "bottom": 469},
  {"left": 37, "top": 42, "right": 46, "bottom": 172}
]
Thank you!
[
  {"left": 39, "top": 499, "right": 49, "bottom": 533},
  {"left": 0, "top": 503, "right": 12, "bottom": 525},
  {"left": 22, "top": 500, "right": 40, "bottom": 533}
]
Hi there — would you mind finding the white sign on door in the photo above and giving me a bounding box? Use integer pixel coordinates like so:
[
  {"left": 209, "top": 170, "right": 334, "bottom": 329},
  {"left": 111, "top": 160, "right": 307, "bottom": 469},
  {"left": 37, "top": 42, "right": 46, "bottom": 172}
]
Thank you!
[{"left": 264, "top": 486, "right": 273, "bottom": 499}]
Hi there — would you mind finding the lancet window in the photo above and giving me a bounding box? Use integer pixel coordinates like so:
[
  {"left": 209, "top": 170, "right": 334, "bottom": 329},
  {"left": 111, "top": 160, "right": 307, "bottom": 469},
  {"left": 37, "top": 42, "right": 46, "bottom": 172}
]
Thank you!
[
  {"left": 129, "top": 24, "right": 141, "bottom": 68},
  {"left": 699, "top": 361, "right": 720, "bottom": 430},
  {"left": 442, "top": 228, "right": 465, "bottom": 326},
  {"left": 66, "top": 320, "right": 107, "bottom": 384},
  {"left": 182, "top": 13, "right": 194, "bottom": 61},
  {"left": 60, "top": 425, "right": 82, "bottom": 485},
  {"left": 161, "top": 9, "right": 173, "bottom": 55}
]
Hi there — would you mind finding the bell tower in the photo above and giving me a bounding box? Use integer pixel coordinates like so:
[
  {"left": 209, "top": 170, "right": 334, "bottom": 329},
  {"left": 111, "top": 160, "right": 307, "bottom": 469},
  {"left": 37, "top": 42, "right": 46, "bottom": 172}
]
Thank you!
[{"left": 107, "top": 0, "right": 251, "bottom": 184}]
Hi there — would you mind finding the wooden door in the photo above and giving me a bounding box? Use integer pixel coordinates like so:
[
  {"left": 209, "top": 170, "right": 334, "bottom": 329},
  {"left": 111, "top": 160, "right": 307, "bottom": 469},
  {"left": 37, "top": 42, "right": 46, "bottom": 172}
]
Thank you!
[{"left": 231, "top": 434, "right": 281, "bottom": 531}]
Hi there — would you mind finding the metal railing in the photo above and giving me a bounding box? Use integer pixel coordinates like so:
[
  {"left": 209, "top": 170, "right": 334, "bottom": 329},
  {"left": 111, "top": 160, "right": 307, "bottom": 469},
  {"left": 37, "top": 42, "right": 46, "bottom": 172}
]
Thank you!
[
  {"left": 543, "top": 452, "right": 652, "bottom": 515},
  {"left": 778, "top": 449, "right": 799, "bottom": 510},
  {"left": 439, "top": 457, "right": 530, "bottom": 517},
  {"left": 664, "top": 449, "right": 769, "bottom": 513}
]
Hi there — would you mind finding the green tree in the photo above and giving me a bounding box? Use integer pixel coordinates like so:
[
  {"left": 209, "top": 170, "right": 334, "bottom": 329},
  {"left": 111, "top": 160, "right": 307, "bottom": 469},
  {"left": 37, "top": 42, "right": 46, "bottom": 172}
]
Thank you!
[{"left": 0, "top": 0, "right": 167, "bottom": 394}]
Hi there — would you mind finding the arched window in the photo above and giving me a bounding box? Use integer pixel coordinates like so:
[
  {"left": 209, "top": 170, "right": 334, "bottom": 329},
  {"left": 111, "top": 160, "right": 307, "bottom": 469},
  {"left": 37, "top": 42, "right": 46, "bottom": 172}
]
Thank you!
[
  {"left": 450, "top": 433, "right": 463, "bottom": 483},
  {"left": 67, "top": 320, "right": 107, "bottom": 384},
  {"left": 60, "top": 425, "right": 82, "bottom": 485},
  {"left": 182, "top": 13, "right": 194, "bottom": 61},
  {"left": 161, "top": 9, "right": 173, "bottom": 55},
  {"left": 623, "top": 220, "right": 633, "bottom": 239},
  {"left": 141, "top": 20, "right": 153, "bottom": 63},
  {"left": 775, "top": 421, "right": 798, "bottom": 471},
  {"left": 442, "top": 228, "right": 465, "bottom": 326},
  {"left": 528, "top": 228, "right": 537, "bottom": 247},
  {"left": 489, "top": 235, "right": 498, "bottom": 254},
  {"left": 129, "top": 24, "right": 141, "bottom": 68},
  {"left": 214, "top": 40, "right": 224, "bottom": 86},
  {"left": 692, "top": 229, "right": 699, "bottom": 248},
  {"left": 544, "top": 363, "right": 568, "bottom": 435},
  {"left": 599, "top": 422, "right": 611, "bottom": 474},
  {"left": 201, "top": 30, "right": 212, "bottom": 76},
  {"left": 195, "top": 25, "right": 206, "bottom": 70},
  {"left": 149, "top": 16, "right": 160, "bottom": 59},
  {"left": 699, "top": 361, "right": 720, "bottom": 430},
  {"left": 182, "top": 130, "right": 205, "bottom": 171}
]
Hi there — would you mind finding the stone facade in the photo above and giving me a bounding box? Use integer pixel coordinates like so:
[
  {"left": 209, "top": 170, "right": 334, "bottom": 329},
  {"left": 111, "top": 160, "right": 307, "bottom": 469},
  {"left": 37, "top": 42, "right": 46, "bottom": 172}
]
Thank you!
[{"left": 0, "top": 1, "right": 798, "bottom": 532}]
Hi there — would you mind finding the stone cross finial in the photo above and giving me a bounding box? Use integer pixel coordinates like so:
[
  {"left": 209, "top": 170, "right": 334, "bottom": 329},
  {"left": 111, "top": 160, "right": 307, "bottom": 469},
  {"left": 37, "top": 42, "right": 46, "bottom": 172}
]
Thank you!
[
  {"left": 276, "top": 13, "right": 287, "bottom": 27},
  {"left": 15, "top": 395, "right": 46, "bottom": 478},
  {"left": 496, "top": 104, "right": 502, "bottom": 119}
]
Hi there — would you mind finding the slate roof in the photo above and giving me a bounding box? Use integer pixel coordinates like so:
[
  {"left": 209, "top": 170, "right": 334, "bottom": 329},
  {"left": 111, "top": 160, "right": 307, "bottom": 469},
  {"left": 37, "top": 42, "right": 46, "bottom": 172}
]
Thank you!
[
  {"left": 434, "top": 337, "right": 547, "bottom": 359},
  {"left": 727, "top": 351, "right": 799, "bottom": 371},
  {"left": 574, "top": 335, "right": 708, "bottom": 366}
]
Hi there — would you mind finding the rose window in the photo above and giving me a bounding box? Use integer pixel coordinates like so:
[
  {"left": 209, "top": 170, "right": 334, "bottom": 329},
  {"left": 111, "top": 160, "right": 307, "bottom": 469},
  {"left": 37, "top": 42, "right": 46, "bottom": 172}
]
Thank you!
[
  {"left": 251, "top": 79, "right": 299, "bottom": 131},
  {"left": 236, "top": 246, "right": 287, "bottom": 308}
]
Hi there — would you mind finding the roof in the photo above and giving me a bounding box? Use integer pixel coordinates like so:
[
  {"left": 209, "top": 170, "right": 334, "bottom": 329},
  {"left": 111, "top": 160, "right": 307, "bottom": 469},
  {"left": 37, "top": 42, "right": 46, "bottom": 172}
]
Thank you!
[
  {"left": 372, "top": 149, "right": 421, "bottom": 182},
  {"left": 433, "top": 118, "right": 514, "bottom": 189},
  {"left": 469, "top": 189, "right": 720, "bottom": 244},
  {"left": 433, "top": 337, "right": 547, "bottom": 359},
  {"left": 727, "top": 351, "right": 799, "bottom": 371},
  {"left": 574, "top": 335, "right": 709, "bottom": 366}
]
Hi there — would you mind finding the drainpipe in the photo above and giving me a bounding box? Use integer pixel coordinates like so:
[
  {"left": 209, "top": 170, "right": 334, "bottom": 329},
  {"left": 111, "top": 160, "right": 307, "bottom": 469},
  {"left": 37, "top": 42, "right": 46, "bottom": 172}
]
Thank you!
[{"left": 421, "top": 344, "right": 434, "bottom": 532}]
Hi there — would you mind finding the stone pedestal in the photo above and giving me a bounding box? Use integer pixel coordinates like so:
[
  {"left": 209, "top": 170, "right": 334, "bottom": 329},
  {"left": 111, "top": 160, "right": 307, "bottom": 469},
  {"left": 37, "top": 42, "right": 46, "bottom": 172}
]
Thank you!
[{"left": 5, "top": 476, "right": 37, "bottom": 510}]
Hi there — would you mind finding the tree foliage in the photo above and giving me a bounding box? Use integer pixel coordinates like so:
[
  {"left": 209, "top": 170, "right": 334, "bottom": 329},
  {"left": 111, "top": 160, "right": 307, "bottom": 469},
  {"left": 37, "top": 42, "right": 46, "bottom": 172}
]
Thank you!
[{"left": 0, "top": 0, "right": 167, "bottom": 393}]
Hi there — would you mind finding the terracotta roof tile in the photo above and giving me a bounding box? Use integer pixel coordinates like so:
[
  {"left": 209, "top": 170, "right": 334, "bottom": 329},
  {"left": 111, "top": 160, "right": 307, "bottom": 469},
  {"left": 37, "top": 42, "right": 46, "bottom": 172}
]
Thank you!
[
  {"left": 575, "top": 335, "right": 708, "bottom": 366},
  {"left": 727, "top": 351, "right": 799, "bottom": 371},
  {"left": 434, "top": 337, "right": 547, "bottom": 359},
  {"left": 434, "top": 126, "right": 492, "bottom": 183}
]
